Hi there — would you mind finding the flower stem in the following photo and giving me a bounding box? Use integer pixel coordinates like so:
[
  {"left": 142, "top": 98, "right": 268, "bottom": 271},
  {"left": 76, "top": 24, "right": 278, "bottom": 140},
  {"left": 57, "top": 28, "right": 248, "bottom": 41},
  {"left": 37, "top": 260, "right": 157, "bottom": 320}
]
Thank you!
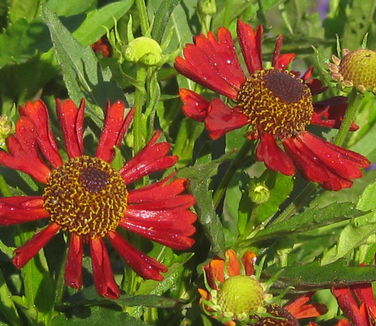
[
  {"left": 134, "top": 67, "right": 147, "bottom": 154},
  {"left": 334, "top": 88, "right": 362, "bottom": 147},
  {"left": 135, "top": 0, "right": 150, "bottom": 36},
  {"left": 213, "top": 141, "right": 253, "bottom": 209},
  {"left": 54, "top": 244, "right": 68, "bottom": 306}
]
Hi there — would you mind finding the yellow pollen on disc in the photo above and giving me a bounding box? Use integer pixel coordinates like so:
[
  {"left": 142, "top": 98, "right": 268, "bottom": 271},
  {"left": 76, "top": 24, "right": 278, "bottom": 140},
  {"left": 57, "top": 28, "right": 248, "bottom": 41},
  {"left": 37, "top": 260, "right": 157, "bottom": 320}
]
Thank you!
[
  {"left": 236, "top": 69, "right": 313, "bottom": 139},
  {"left": 43, "top": 156, "right": 127, "bottom": 238}
]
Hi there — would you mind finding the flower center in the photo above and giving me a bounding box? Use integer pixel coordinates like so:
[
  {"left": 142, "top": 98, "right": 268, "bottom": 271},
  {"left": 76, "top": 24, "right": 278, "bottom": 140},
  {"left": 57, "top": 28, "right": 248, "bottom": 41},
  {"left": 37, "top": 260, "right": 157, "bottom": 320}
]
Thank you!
[
  {"left": 217, "top": 275, "right": 264, "bottom": 319},
  {"left": 339, "top": 49, "right": 376, "bottom": 92},
  {"left": 236, "top": 69, "right": 313, "bottom": 139},
  {"left": 43, "top": 156, "right": 127, "bottom": 238}
]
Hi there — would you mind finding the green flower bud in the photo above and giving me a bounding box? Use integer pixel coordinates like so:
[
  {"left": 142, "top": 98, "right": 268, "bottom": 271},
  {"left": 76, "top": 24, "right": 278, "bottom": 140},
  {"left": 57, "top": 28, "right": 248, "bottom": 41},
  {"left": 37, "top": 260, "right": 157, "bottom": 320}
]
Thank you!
[
  {"left": 248, "top": 182, "right": 270, "bottom": 204},
  {"left": 198, "top": 0, "right": 217, "bottom": 15},
  {"left": 124, "top": 37, "right": 162, "bottom": 66},
  {"left": 0, "top": 116, "right": 12, "bottom": 149}
]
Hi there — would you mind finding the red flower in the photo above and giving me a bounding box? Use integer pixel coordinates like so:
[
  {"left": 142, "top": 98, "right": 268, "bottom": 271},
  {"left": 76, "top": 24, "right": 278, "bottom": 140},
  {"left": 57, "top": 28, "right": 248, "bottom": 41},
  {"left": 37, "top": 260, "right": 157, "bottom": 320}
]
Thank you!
[
  {"left": 174, "top": 20, "right": 369, "bottom": 190},
  {"left": 331, "top": 282, "right": 376, "bottom": 326},
  {"left": 92, "top": 37, "right": 112, "bottom": 57},
  {"left": 199, "top": 250, "right": 326, "bottom": 325},
  {"left": 0, "top": 99, "right": 196, "bottom": 299}
]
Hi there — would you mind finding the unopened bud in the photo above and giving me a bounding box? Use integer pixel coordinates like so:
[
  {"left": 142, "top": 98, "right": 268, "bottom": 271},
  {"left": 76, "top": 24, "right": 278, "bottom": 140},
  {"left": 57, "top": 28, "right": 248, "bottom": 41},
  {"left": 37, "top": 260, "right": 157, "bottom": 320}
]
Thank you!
[
  {"left": 248, "top": 182, "right": 270, "bottom": 204},
  {"left": 124, "top": 37, "right": 162, "bottom": 66}
]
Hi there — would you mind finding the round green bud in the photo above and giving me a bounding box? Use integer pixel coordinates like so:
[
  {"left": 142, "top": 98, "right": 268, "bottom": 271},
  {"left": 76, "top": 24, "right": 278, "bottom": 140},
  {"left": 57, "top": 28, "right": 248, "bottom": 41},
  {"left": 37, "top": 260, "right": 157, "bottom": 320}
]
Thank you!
[
  {"left": 248, "top": 183, "right": 270, "bottom": 204},
  {"left": 198, "top": 0, "right": 217, "bottom": 15},
  {"left": 124, "top": 37, "right": 162, "bottom": 66}
]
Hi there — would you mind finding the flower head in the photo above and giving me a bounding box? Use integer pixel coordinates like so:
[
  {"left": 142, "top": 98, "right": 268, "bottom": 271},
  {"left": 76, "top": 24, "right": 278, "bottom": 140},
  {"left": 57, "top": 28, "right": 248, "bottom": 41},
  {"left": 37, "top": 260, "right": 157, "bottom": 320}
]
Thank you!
[
  {"left": 0, "top": 99, "right": 197, "bottom": 298},
  {"left": 92, "top": 37, "right": 112, "bottom": 57},
  {"left": 199, "top": 250, "right": 326, "bottom": 325},
  {"left": 174, "top": 20, "right": 370, "bottom": 190},
  {"left": 329, "top": 49, "right": 376, "bottom": 93}
]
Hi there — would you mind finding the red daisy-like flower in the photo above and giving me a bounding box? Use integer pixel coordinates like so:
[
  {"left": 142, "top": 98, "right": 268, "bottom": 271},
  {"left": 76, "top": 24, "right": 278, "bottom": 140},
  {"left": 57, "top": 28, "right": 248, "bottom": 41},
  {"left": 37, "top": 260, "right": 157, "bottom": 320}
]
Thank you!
[
  {"left": 174, "top": 20, "right": 370, "bottom": 190},
  {"left": 331, "top": 282, "right": 376, "bottom": 326},
  {"left": 199, "top": 249, "right": 326, "bottom": 325},
  {"left": 0, "top": 99, "right": 196, "bottom": 299}
]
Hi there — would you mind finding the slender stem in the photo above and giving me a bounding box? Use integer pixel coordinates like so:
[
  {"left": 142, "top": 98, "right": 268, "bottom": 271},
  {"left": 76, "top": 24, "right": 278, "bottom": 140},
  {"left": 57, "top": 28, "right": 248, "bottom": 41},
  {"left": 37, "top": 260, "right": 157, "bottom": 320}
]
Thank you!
[
  {"left": 334, "top": 88, "right": 362, "bottom": 147},
  {"left": 54, "top": 243, "right": 68, "bottom": 306},
  {"left": 135, "top": 0, "right": 150, "bottom": 36},
  {"left": 134, "top": 67, "right": 147, "bottom": 154},
  {"left": 213, "top": 141, "right": 253, "bottom": 209}
]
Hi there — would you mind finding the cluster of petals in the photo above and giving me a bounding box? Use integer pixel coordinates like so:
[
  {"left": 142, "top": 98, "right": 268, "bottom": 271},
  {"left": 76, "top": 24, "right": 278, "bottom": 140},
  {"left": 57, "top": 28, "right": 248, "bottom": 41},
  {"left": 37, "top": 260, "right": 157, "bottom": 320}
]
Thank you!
[
  {"left": 175, "top": 20, "right": 369, "bottom": 190},
  {"left": 0, "top": 99, "right": 196, "bottom": 298},
  {"left": 199, "top": 249, "right": 326, "bottom": 325}
]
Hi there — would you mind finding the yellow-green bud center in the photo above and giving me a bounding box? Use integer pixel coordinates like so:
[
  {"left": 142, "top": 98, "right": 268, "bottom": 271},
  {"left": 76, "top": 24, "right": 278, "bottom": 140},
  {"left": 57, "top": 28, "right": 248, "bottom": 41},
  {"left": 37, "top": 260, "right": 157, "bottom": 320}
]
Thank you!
[{"left": 125, "top": 37, "right": 162, "bottom": 66}]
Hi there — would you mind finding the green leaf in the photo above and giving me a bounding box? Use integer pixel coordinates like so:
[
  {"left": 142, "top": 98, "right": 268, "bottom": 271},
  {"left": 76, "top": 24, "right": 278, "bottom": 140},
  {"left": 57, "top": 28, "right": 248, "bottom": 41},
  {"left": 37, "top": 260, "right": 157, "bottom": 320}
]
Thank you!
[
  {"left": 251, "top": 202, "right": 365, "bottom": 243},
  {"left": 46, "top": 0, "right": 96, "bottom": 16},
  {"left": 266, "top": 259, "right": 376, "bottom": 290},
  {"left": 73, "top": 0, "right": 134, "bottom": 46},
  {"left": 42, "top": 6, "right": 125, "bottom": 126},
  {"left": 8, "top": 0, "right": 41, "bottom": 23},
  {"left": 0, "top": 19, "right": 50, "bottom": 69},
  {"left": 51, "top": 306, "right": 151, "bottom": 326},
  {"left": 0, "top": 270, "right": 22, "bottom": 326},
  {"left": 178, "top": 156, "right": 234, "bottom": 254},
  {"left": 152, "top": 0, "right": 182, "bottom": 43}
]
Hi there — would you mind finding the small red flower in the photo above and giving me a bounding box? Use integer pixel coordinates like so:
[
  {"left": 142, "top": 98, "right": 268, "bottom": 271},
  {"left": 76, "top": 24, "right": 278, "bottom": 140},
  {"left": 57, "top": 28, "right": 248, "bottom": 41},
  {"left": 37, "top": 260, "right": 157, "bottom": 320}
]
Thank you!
[
  {"left": 0, "top": 99, "right": 196, "bottom": 299},
  {"left": 174, "top": 20, "right": 370, "bottom": 190},
  {"left": 199, "top": 250, "right": 326, "bottom": 325},
  {"left": 332, "top": 282, "right": 376, "bottom": 326},
  {"left": 92, "top": 37, "right": 112, "bottom": 57}
]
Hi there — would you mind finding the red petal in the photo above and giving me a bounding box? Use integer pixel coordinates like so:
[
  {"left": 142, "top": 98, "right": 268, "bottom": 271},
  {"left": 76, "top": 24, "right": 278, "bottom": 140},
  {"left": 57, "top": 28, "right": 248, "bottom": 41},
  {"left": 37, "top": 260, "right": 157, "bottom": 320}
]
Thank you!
[
  {"left": 242, "top": 251, "right": 256, "bottom": 276},
  {"left": 225, "top": 249, "right": 241, "bottom": 277},
  {"left": 128, "top": 177, "right": 187, "bottom": 203},
  {"left": 0, "top": 118, "right": 50, "bottom": 183},
  {"left": 352, "top": 283, "right": 376, "bottom": 319},
  {"left": 96, "top": 102, "right": 134, "bottom": 162},
  {"left": 301, "top": 67, "right": 327, "bottom": 95},
  {"left": 65, "top": 234, "right": 83, "bottom": 289},
  {"left": 13, "top": 223, "right": 60, "bottom": 268},
  {"left": 312, "top": 96, "right": 358, "bottom": 131},
  {"left": 283, "top": 135, "right": 353, "bottom": 190},
  {"left": 107, "top": 231, "right": 167, "bottom": 280},
  {"left": 179, "top": 89, "right": 209, "bottom": 121},
  {"left": 272, "top": 35, "right": 296, "bottom": 69},
  {"left": 0, "top": 196, "right": 49, "bottom": 225},
  {"left": 56, "top": 99, "right": 85, "bottom": 158},
  {"left": 120, "top": 131, "right": 178, "bottom": 184},
  {"left": 120, "top": 220, "right": 195, "bottom": 250},
  {"left": 20, "top": 100, "right": 62, "bottom": 168},
  {"left": 127, "top": 195, "right": 195, "bottom": 211},
  {"left": 204, "top": 258, "right": 225, "bottom": 290},
  {"left": 237, "top": 20, "right": 263, "bottom": 74},
  {"left": 205, "top": 99, "right": 248, "bottom": 140},
  {"left": 90, "top": 238, "right": 119, "bottom": 299},
  {"left": 285, "top": 293, "right": 327, "bottom": 319},
  {"left": 256, "top": 133, "right": 295, "bottom": 175}
]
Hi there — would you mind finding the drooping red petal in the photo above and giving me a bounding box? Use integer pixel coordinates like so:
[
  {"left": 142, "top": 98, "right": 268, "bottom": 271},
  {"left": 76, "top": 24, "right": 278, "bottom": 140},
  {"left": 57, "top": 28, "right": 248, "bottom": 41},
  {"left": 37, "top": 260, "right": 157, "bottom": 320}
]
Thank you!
[
  {"left": 96, "top": 102, "right": 134, "bottom": 162},
  {"left": 56, "top": 99, "right": 85, "bottom": 158},
  {"left": 285, "top": 293, "right": 327, "bottom": 319},
  {"left": 19, "top": 100, "right": 63, "bottom": 168},
  {"left": 174, "top": 27, "right": 245, "bottom": 99},
  {"left": 283, "top": 135, "right": 353, "bottom": 190},
  {"left": 256, "top": 133, "right": 295, "bottom": 175},
  {"left": 299, "top": 132, "right": 369, "bottom": 179},
  {"left": 272, "top": 35, "right": 296, "bottom": 69},
  {"left": 312, "top": 96, "right": 359, "bottom": 131},
  {"left": 237, "top": 20, "right": 263, "bottom": 74},
  {"left": 120, "top": 131, "right": 178, "bottom": 184},
  {"left": 65, "top": 234, "right": 83, "bottom": 290},
  {"left": 128, "top": 176, "right": 188, "bottom": 203},
  {"left": 107, "top": 231, "right": 167, "bottom": 281},
  {"left": 0, "top": 196, "right": 49, "bottom": 225},
  {"left": 242, "top": 251, "right": 256, "bottom": 276},
  {"left": 205, "top": 99, "right": 248, "bottom": 140},
  {"left": 352, "top": 283, "right": 376, "bottom": 319},
  {"left": 90, "top": 238, "right": 119, "bottom": 299},
  {"left": 332, "top": 287, "right": 370, "bottom": 326},
  {"left": 0, "top": 117, "right": 50, "bottom": 183},
  {"left": 179, "top": 89, "right": 210, "bottom": 121},
  {"left": 13, "top": 222, "right": 60, "bottom": 268}
]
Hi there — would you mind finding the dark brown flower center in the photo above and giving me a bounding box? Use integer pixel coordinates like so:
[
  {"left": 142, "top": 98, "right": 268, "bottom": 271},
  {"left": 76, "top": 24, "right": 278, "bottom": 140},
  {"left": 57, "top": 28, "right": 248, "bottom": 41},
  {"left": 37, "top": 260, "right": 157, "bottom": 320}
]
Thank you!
[
  {"left": 253, "top": 304, "right": 299, "bottom": 326},
  {"left": 43, "top": 156, "right": 127, "bottom": 238},
  {"left": 236, "top": 69, "right": 313, "bottom": 139}
]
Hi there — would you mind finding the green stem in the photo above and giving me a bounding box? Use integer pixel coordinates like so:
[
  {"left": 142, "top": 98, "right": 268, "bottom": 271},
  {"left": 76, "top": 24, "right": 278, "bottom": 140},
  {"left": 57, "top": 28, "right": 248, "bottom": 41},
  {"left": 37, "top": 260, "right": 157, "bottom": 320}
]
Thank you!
[
  {"left": 334, "top": 88, "right": 362, "bottom": 147},
  {"left": 134, "top": 67, "right": 147, "bottom": 154},
  {"left": 213, "top": 141, "right": 253, "bottom": 209},
  {"left": 135, "top": 0, "right": 150, "bottom": 36},
  {"left": 54, "top": 243, "right": 68, "bottom": 306},
  {"left": 223, "top": 0, "right": 232, "bottom": 26}
]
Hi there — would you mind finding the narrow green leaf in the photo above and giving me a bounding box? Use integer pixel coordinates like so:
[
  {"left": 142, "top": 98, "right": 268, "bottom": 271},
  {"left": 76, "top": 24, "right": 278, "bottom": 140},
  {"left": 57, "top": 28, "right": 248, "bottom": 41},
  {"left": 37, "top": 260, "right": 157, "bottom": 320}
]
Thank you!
[
  {"left": 46, "top": 0, "right": 96, "bottom": 16},
  {"left": 0, "top": 269, "right": 22, "bottom": 326},
  {"left": 152, "top": 0, "right": 182, "bottom": 43},
  {"left": 73, "top": 0, "right": 135, "bottom": 46}
]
